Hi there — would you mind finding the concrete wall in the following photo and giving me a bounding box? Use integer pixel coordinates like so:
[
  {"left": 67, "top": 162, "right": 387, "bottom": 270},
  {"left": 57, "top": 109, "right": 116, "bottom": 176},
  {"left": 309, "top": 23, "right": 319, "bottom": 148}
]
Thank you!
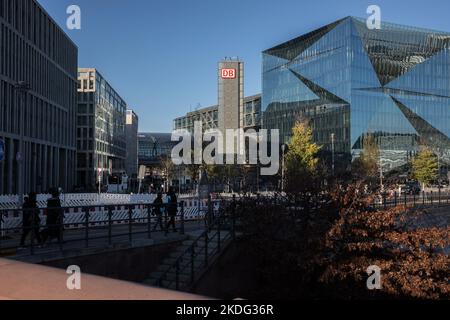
[{"left": 192, "top": 239, "right": 261, "bottom": 299}]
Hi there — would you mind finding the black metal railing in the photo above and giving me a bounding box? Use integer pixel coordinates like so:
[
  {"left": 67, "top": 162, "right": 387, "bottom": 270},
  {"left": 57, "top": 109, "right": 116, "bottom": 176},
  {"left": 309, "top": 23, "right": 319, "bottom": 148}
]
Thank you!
[
  {"left": 371, "top": 190, "right": 450, "bottom": 210},
  {"left": 0, "top": 202, "right": 186, "bottom": 256},
  {"left": 156, "top": 197, "right": 237, "bottom": 291}
]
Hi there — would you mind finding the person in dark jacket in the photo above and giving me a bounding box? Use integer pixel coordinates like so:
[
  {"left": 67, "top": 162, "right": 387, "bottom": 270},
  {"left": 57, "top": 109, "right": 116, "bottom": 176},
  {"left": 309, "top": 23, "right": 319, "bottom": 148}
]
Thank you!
[
  {"left": 19, "top": 192, "right": 42, "bottom": 247},
  {"left": 152, "top": 192, "right": 164, "bottom": 231},
  {"left": 41, "top": 188, "right": 64, "bottom": 244},
  {"left": 166, "top": 187, "right": 178, "bottom": 232}
]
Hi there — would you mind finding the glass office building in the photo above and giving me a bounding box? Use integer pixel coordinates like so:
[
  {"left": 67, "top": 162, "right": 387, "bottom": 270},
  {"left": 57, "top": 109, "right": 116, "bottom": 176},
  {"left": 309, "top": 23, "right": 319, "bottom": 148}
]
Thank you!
[
  {"left": 262, "top": 17, "right": 450, "bottom": 171},
  {"left": 77, "top": 68, "right": 127, "bottom": 190}
]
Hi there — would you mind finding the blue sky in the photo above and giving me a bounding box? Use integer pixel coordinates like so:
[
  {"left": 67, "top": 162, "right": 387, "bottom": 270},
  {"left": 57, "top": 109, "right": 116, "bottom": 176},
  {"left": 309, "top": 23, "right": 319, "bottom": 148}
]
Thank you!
[{"left": 38, "top": 0, "right": 450, "bottom": 132}]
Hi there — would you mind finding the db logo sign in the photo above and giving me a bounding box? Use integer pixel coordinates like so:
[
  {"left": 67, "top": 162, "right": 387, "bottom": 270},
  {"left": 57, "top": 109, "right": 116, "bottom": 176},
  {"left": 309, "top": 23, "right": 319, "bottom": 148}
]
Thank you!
[{"left": 221, "top": 68, "right": 236, "bottom": 79}]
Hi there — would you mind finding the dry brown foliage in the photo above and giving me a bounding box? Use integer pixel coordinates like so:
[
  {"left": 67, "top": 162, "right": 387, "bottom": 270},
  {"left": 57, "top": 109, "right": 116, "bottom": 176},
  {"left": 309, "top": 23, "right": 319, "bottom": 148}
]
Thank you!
[{"left": 320, "top": 185, "right": 450, "bottom": 299}]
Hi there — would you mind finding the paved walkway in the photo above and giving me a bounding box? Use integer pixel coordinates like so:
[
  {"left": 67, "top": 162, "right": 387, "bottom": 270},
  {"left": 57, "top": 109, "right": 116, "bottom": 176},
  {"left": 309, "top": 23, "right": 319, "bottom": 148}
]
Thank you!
[{"left": 0, "top": 258, "right": 210, "bottom": 300}]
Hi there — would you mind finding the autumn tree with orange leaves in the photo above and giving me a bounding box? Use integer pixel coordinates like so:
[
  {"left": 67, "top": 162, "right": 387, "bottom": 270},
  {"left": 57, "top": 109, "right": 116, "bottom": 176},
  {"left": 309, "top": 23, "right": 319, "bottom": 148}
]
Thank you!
[
  {"left": 238, "top": 182, "right": 449, "bottom": 299},
  {"left": 319, "top": 184, "right": 449, "bottom": 299}
]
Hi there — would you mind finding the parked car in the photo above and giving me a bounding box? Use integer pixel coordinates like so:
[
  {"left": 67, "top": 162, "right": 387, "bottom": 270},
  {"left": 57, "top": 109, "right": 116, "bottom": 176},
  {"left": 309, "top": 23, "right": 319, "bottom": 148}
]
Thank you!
[
  {"left": 400, "top": 182, "right": 421, "bottom": 195},
  {"left": 432, "top": 180, "right": 449, "bottom": 189}
]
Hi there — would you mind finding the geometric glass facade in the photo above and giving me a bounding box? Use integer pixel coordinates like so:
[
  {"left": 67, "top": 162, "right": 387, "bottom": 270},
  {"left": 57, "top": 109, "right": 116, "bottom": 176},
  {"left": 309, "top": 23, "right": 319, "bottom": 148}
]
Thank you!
[{"left": 262, "top": 17, "right": 450, "bottom": 171}]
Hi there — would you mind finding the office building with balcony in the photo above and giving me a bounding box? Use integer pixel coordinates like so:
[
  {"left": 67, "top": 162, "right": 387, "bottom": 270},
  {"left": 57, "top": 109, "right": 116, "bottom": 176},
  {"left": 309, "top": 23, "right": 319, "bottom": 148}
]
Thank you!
[
  {"left": 0, "top": 0, "right": 78, "bottom": 194},
  {"left": 77, "top": 68, "right": 127, "bottom": 190},
  {"left": 262, "top": 16, "right": 450, "bottom": 171}
]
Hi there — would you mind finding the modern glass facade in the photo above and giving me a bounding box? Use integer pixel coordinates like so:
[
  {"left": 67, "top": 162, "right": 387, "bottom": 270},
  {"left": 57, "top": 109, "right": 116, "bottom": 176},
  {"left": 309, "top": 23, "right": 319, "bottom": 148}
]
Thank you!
[
  {"left": 262, "top": 17, "right": 450, "bottom": 171},
  {"left": 77, "top": 68, "right": 127, "bottom": 190}
]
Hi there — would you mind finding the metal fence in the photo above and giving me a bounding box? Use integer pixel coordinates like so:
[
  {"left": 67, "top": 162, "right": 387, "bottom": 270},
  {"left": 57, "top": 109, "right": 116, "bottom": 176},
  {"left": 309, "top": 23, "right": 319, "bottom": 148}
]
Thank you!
[
  {"left": 0, "top": 201, "right": 222, "bottom": 256},
  {"left": 155, "top": 197, "right": 237, "bottom": 291},
  {"left": 372, "top": 190, "right": 450, "bottom": 209},
  {"left": 0, "top": 197, "right": 217, "bottom": 232}
]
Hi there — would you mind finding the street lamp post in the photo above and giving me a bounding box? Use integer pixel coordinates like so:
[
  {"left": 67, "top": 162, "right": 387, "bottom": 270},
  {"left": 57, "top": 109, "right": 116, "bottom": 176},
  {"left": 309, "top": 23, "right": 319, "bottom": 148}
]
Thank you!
[
  {"left": 437, "top": 148, "right": 441, "bottom": 182},
  {"left": 379, "top": 155, "right": 384, "bottom": 192},
  {"left": 14, "top": 81, "right": 30, "bottom": 207},
  {"left": 98, "top": 168, "right": 102, "bottom": 195},
  {"left": 138, "top": 178, "right": 142, "bottom": 194},
  {"left": 178, "top": 166, "right": 182, "bottom": 194},
  {"left": 256, "top": 162, "right": 260, "bottom": 193},
  {"left": 281, "top": 144, "right": 288, "bottom": 193},
  {"left": 331, "top": 133, "right": 335, "bottom": 177}
]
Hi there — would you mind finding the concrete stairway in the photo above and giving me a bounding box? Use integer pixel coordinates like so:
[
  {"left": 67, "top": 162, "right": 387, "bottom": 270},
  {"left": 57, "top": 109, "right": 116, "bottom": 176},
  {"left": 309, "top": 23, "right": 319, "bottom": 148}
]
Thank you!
[{"left": 143, "top": 229, "right": 233, "bottom": 291}]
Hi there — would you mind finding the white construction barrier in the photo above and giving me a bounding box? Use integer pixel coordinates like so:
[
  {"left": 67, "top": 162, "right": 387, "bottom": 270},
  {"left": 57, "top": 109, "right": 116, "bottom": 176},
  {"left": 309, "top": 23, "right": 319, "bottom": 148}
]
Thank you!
[{"left": 0, "top": 194, "right": 216, "bottom": 234}]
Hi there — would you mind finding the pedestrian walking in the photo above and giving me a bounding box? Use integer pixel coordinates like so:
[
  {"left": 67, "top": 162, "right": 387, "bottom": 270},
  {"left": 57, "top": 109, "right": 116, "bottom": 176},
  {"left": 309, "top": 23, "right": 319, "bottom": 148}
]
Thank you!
[
  {"left": 19, "top": 192, "right": 42, "bottom": 247},
  {"left": 41, "top": 188, "right": 64, "bottom": 244},
  {"left": 152, "top": 192, "right": 164, "bottom": 231},
  {"left": 166, "top": 187, "right": 178, "bottom": 232}
]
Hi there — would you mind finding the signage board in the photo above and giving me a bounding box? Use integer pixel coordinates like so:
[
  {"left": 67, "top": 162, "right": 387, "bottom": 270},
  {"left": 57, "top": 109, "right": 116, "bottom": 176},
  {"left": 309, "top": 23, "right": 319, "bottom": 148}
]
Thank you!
[{"left": 221, "top": 68, "right": 236, "bottom": 79}]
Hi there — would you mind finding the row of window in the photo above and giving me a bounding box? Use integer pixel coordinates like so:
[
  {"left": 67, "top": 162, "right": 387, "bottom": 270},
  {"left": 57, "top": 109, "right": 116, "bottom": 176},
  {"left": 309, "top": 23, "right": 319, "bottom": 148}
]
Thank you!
[
  {"left": 0, "top": 21, "right": 77, "bottom": 114},
  {"left": 0, "top": 136, "right": 76, "bottom": 194},
  {"left": 78, "top": 70, "right": 127, "bottom": 114},
  {"left": 76, "top": 152, "right": 94, "bottom": 169},
  {"left": 138, "top": 143, "right": 173, "bottom": 158},
  {"left": 77, "top": 86, "right": 127, "bottom": 159},
  {"left": 0, "top": 79, "right": 76, "bottom": 146},
  {"left": 244, "top": 113, "right": 260, "bottom": 127},
  {"left": 0, "top": 0, "right": 77, "bottom": 74},
  {"left": 76, "top": 153, "right": 125, "bottom": 172}
]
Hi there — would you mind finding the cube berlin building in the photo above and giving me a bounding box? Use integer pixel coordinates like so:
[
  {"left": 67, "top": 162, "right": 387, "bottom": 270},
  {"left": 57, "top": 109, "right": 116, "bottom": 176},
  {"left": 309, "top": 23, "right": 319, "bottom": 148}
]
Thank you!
[{"left": 262, "top": 17, "right": 450, "bottom": 172}]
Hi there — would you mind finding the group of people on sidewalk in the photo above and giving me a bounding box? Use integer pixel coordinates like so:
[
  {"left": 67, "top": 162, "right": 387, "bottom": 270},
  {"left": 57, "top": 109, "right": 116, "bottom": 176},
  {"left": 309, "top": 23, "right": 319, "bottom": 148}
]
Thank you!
[
  {"left": 152, "top": 187, "right": 178, "bottom": 232},
  {"left": 19, "top": 187, "right": 180, "bottom": 248},
  {"left": 19, "top": 188, "right": 64, "bottom": 248}
]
